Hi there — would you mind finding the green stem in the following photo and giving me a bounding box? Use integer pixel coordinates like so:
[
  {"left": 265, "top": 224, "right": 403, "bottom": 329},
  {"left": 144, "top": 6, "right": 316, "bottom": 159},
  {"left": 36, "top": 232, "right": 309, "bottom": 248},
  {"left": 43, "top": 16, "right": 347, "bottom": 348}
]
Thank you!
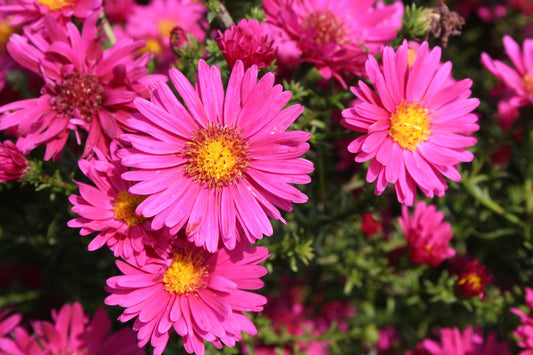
[{"left": 100, "top": 12, "right": 117, "bottom": 45}]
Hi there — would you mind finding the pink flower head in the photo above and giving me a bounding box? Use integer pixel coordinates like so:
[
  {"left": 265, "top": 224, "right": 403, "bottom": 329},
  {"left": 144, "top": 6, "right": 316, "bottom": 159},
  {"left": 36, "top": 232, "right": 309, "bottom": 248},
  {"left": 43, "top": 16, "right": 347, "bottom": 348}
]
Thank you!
[
  {"left": 0, "top": 0, "right": 102, "bottom": 29},
  {"left": 0, "top": 13, "right": 165, "bottom": 160},
  {"left": 216, "top": 18, "right": 278, "bottom": 70},
  {"left": 511, "top": 287, "right": 533, "bottom": 354},
  {"left": 119, "top": 60, "right": 313, "bottom": 252},
  {"left": 68, "top": 143, "right": 168, "bottom": 266},
  {"left": 0, "top": 140, "right": 27, "bottom": 183},
  {"left": 481, "top": 35, "right": 533, "bottom": 106},
  {"left": 103, "top": 0, "right": 136, "bottom": 25},
  {"left": 342, "top": 41, "right": 479, "bottom": 205},
  {"left": 105, "top": 238, "right": 269, "bottom": 355},
  {"left": 408, "top": 326, "right": 511, "bottom": 355},
  {"left": 399, "top": 201, "right": 455, "bottom": 267},
  {"left": 0, "top": 306, "right": 21, "bottom": 340},
  {"left": 263, "top": 0, "right": 403, "bottom": 86},
  {"left": 124, "top": 0, "right": 207, "bottom": 67},
  {"left": 456, "top": 259, "right": 492, "bottom": 298}
]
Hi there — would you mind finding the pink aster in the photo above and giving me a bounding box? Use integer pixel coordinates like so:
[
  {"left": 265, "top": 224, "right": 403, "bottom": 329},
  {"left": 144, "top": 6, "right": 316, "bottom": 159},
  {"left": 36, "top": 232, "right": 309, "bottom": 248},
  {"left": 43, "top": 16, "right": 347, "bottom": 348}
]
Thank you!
[
  {"left": 119, "top": 60, "right": 313, "bottom": 252},
  {"left": 124, "top": 0, "right": 207, "bottom": 68},
  {"left": 263, "top": 0, "right": 403, "bottom": 86},
  {"left": 67, "top": 143, "right": 168, "bottom": 266},
  {"left": 511, "top": 287, "right": 533, "bottom": 354},
  {"left": 0, "top": 306, "right": 21, "bottom": 341},
  {"left": 0, "top": 0, "right": 102, "bottom": 29},
  {"left": 342, "top": 41, "right": 479, "bottom": 205},
  {"left": 399, "top": 201, "right": 455, "bottom": 267},
  {"left": 216, "top": 18, "right": 278, "bottom": 70},
  {"left": 105, "top": 237, "right": 269, "bottom": 355},
  {"left": 0, "top": 13, "right": 165, "bottom": 160},
  {"left": 481, "top": 35, "right": 533, "bottom": 106},
  {"left": 0, "top": 140, "right": 28, "bottom": 183}
]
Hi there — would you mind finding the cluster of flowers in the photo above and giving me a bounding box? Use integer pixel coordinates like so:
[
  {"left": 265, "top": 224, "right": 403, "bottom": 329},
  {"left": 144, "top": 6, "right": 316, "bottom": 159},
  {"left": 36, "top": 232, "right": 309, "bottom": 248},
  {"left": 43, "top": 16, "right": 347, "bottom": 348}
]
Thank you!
[{"left": 0, "top": 0, "right": 532, "bottom": 354}]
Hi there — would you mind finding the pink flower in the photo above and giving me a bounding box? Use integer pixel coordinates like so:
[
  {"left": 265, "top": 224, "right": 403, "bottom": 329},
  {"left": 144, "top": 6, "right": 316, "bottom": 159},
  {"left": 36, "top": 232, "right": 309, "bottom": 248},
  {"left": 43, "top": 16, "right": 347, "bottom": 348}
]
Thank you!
[
  {"left": 407, "top": 326, "right": 511, "bottom": 355},
  {"left": 103, "top": 0, "right": 136, "bottom": 25},
  {"left": 216, "top": 18, "right": 278, "bottom": 70},
  {"left": 456, "top": 259, "right": 492, "bottom": 298},
  {"left": 399, "top": 201, "right": 455, "bottom": 267},
  {"left": 67, "top": 143, "right": 167, "bottom": 266},
  {"left": 2, "top": 302, "right": 143, "bottom": 355},
  {"left": 119, "top": 60, "right": 313, "bottom": 252},
  {"left": 124, "top": 0, "right": 207, "bottom": 68},
  {"left": 0, "top": 13, "right": 165, "bottom": 160},
  {"left": 105, "top": 238, "right": 269, "bottom": 355},
  {"left": 263, "top": 0, "right": 403, "bottom": 86},
  {"left": 511, "top": 287, "right": 533, "bottom": 354},
  {"left": 361, "top": 211, "right": 383, "bottom": 238},
  {"left": 481, "top": 35, "right": 533, "bottom": 106},
  {"left": 0, "top": 307, "right": 21, "bottom": 340},
  {"left": 0, "top": 0, "right": 102, "bottom": 29},
  {"left": 342, "top": 41, "right": 479, "bottom": 205},
  {"left": 0, "top": 140, "right": 27, "bottom": 183}
]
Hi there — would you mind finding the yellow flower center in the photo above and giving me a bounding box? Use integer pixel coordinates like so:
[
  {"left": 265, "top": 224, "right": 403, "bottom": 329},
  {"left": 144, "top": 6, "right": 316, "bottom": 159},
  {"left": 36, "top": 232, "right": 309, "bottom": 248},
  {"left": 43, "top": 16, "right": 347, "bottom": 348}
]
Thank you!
[
  {"left": 302, "top": 9, "right": 348, "bottom": 45},
  {"left": 184, "top": 125, "right": 249, "bottom": 188},
  {"left": 37, "top": 0, "right": 74, "bottom": 11},
  {"left": 389, "top": 101, "right": 432, "bottom": 150},
  {"left": 523, "top": 74, "right": 533, "bottom": 96},
  {"left": 163, "top": 252, "right": 207, "bottom": 294},
  {"left": 0, "top": 19, "right": 14, "bottom": 53},
  {"left": 457, "top": 274, "right": 481, "bottom": 290},
  {"left": 140, "top": 38, "right": 164, "bottom": 55},
  {"left": 158, "top": 19, "right": 177, "bottom": 39},
  {"left": 112, "top": 191, "right": 147, "bottom": 227}
]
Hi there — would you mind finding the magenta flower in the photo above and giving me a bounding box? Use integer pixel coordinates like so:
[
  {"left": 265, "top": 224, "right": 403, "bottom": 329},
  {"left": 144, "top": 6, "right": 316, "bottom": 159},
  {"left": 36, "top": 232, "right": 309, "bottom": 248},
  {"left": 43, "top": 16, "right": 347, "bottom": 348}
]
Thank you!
[
  {"left": 68, "top": 143, "right": 167, "bottom": 266},
  {"left": 456, "top": 259, "right": 492, "bottom": 299},
  {"left": 216, "top": 18, "right": 278, "bottom": 70},
  {"left": 0, "top": 306, "right": 21, "bottom": 341},
  {"left": 399, "top": 201, "right": 455, "bottom": 267},
  {"left": 0, "top": 0, "right": 102, "bottom": 29},
  {"left": 0, "top": 140, "right": 27, "bottom": 183},
  {"left": 119, "top": 60, "right": 313, "bottom": 252},
  {"left": 511, "top": 287, "right": 533, "bottom": 354},
  {"left": 263, "top": 0, "right": 403, "bottom": 86},
  {"left": 105, "top": 238, "right": 269, "bottom": 355},
  {"left": 0, "top": 13, "right": 165, "bottom": 160},
  {"left": 407, "top": 326, "right": 511, "bottom": 355},
  {"left": 342, "top": 41, "right": 479, "bottom": 205},
  {"left": 481, "top": 35, "right": 533, "bottom": 107}
]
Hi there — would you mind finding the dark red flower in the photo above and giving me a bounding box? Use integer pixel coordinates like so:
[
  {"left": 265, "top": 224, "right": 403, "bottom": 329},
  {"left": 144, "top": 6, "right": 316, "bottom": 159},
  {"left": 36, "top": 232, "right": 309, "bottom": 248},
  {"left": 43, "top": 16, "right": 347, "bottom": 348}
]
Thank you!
[{"left": 456, "top": 259, "right": 492, "bottom": 298}]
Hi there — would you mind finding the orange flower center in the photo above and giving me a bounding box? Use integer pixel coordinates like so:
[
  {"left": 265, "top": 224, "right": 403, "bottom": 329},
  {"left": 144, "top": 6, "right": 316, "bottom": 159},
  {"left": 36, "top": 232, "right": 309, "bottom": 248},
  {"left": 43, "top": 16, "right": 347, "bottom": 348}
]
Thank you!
[
  {"left": 52, "top": 71, "right": 104, "bottom": 121},
  {"left": 302, "top": 9, "right": 348, "bottom": 45},
  {"left": 141, "top": 38, "right": 164, "bottom": 55},
  {"left": 523, "top": 74, "right": 533, "bottom": 96},
  {"left": 158, "top": 19, "right": 177, "bottom": 39},
  {"left": 112, "top": 191, "right": 147, "bottom": 227},
  {"left": 457, "top": 274, "right": 482, "bottom": 292},
  {"left": 0, "top": 18, "right": 15, "bottom": 53},
  {"left": 389, "top": 101, "right": 432, "bottom": 150},
  {"left": 37, "top": 0, "right": 74, "bottom": 11},
  {"left": 184, "top": 125, "right": 249, "bottom": 188},
  {"left": 163, "top": 252, "right": 207, "bottom": 294}
]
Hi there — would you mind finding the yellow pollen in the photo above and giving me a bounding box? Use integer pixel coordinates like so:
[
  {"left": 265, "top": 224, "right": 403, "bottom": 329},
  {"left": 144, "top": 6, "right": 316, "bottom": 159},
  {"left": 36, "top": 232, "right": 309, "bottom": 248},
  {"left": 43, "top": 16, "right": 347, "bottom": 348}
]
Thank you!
[
  {"left": 407, "top": 47, "right": 417, "bottom": 68},
  {"left": 0, "top": 19, "right": 14, "bottom": 53},
  {"left": 141, "top": 38, "right": 164, "bottom": 55},
  {"left": 158, "top": 20, "right": 177, "bottom": 39},
  {"left": 112, "top": 191, "right": 147, "bottom": 227},
  {"left": 457, "top": 274, "right": 482, "bottom": 290},
  {"left": 37, "top": 0, "right": 75, "bottom": 11},
  {"left": 163, "top": 252, "right": 207, "bottom": 294},
  {"left": 523, "top": 74, "right": 533, "bottom": 96},
  {"left": 389, "top": 101, "right": 432, "bottom": 150},
  {"left": 184, "top": 125, "right": 249, "bottom": 188}
]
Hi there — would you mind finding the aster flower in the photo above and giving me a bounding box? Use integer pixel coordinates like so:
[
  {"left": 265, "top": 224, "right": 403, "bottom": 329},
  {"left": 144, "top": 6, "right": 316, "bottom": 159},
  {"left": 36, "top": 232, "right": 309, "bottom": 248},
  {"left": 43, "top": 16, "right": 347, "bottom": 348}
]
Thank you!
[
  {"left": 511, "top": 287, "right": 533, "bottom": 354},
  {"left": 216, "top": 18, "right": 278, "bottom": 70},
  {"left": 456, "top": 259, "right": 492, "bottom": 298},
  {"left": 28, "top": 302, "right": 143, "bottom": 355},
  {"left": 119, "top": 60, "right": 313, "bottom": 252},
  {"left": 0, "top": 0, "right": 102, "bottom": 29},
  {"left": 399, "top": 201, "right": 455, "bottom": 267},
  {"left": 0, "top": 306, "right": 21, "bottom": 341},
  {"left": 407, "top": 326, "right": 511, "bottom": 355},
  {"left": 0, "top": 13, "right": 165, "bottom": 160},
  {"left": 124, "top": 0, "right": 207, "bottom": 68},
  {"left": 342, "top": 41, "right": 479, "bottom": 205},
  {"left": 67, "top": 143, "right": 167, "bottom": 266},
  {"left": 263, "top": 0, "right": 403, "bottom": 86},
  {"left": 0, "top": 140, "right": 27, "bottom": 183},
  {"left": 481, "top": 35, "right": 533, "bottom": 106},
  {"left": 105, "top": 237, "right": 269, "bottom": 355}
]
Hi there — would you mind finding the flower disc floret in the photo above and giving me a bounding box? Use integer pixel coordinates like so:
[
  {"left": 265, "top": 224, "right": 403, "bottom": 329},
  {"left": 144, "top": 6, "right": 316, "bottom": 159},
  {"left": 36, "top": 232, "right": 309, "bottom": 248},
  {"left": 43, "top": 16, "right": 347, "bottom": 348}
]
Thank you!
[
  {"left": 37, "top": 0, "right": 74, "bottom": 11},
  {"left": 302, "top": 9, "right": 348, "bottom": 45},
  {"left": 389, "top": 101, "right": 432, "bottom": 150},
  {"left": 113, "top": 191, "right": 147, "bottom": 227},
  {"left": 163, "top": 252, "right": 208, "bottom": 294}
]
